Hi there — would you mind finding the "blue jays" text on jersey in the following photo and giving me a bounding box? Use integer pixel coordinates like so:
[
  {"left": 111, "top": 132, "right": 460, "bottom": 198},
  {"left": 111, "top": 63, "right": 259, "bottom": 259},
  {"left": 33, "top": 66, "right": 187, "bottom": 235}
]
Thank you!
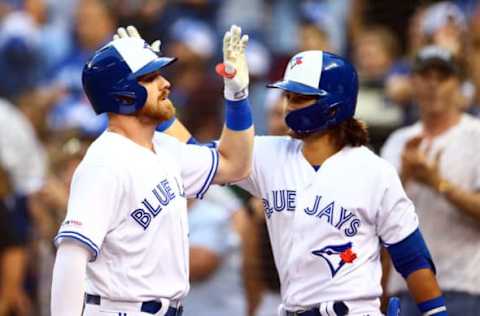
[
  {"left": 262, "top": 190, "right": 360, "bottom": 237},
  {"left": 130, "top": 177, "right": 185, "bottom": 229}
]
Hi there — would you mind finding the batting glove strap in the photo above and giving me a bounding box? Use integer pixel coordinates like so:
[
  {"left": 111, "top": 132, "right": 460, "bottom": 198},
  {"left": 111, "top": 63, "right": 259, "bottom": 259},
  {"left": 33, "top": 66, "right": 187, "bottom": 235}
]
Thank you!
[{"left": 418, "top": 296, "right": 448, "bottom": 316}]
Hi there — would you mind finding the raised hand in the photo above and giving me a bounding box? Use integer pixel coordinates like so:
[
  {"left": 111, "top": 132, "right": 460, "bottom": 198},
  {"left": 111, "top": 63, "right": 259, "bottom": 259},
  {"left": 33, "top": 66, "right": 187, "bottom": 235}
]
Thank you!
[
  {"left": 113, "top": 25, "right": 161, "bottom": 54},
  {"left": 216, "top": 25, "right": 249, "bottom": 101}
]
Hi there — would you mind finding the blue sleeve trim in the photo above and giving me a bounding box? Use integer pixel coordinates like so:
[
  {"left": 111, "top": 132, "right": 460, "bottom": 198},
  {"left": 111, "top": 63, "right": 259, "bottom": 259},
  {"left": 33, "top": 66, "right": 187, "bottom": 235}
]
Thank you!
[
  {"left": 386, "top": 228, "right": 435, "bottom": 278},
  {"left": 204, "top": 141, "right": 217, "bottom": 148},
  {"left": 54, "top": 231, "right": 100, "bottom": 261},
  {"left": 418, "top": 296, "right": 447, "bottom": 315},
  {"left": 187, "top": 136, "right": 198, "bottom": 144},
  {"left": 225, "top": 98, "right": 253, "bottom": 131},
  {"left": 196, "top": 149, "right": 219, "bottom": 199}
]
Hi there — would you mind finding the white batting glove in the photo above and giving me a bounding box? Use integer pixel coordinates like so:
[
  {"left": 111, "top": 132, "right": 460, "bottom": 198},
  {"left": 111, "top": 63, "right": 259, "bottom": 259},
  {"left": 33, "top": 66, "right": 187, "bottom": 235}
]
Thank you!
[
  {"left": 113, "top": 25, "right": 161, "bottom": 54},
  {"left": 215, "top": 25, "right": 249, "bottom": 101}
]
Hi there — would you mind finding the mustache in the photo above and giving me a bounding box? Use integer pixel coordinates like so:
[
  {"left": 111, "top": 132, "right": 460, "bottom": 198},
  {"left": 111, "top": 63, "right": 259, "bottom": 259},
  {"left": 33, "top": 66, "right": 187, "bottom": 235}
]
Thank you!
[{"left": 158, "top": 89, "right": 170, "bottom": 100}]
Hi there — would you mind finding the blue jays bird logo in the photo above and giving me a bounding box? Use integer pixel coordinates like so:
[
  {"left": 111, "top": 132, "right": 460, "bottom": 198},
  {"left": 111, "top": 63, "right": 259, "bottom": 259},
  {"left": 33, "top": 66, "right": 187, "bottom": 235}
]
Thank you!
[
  {"left": 290, "top": 56, "right": 303, "bottom": 69},
  {"left": 312, "top": 242, "right": 357, "bottom": 278}
]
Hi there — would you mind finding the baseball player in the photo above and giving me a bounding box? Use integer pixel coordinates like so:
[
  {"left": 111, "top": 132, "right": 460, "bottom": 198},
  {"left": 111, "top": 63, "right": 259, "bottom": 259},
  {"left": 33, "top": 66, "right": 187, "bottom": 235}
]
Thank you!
[
  {"left": 163, "top": 50, "right": 449, "bottom": 316},
  {"left": 50, "top": 25, "right": 253, "bottom": 316}
]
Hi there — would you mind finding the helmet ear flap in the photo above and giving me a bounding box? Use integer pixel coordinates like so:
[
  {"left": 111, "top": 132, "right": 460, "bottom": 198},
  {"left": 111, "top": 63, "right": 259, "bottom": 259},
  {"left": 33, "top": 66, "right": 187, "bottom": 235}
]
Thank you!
[
  {"left": 111, "top": 93, "right": 136, "bottom": 106},
  {"left": 108, "top": 83, "right": 148, "bottom": 114},
  {"left": 327, "top": 106, "right": 338, "bottom": 118}
]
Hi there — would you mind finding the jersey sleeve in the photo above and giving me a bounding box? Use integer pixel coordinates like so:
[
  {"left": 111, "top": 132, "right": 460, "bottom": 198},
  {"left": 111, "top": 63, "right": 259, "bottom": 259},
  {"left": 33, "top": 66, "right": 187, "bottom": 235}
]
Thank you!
[
  {"left": 54, "top": 164, "right": 123, "bottom": 261},
  {"left": 178, "top": 142, "right": 219, "bottom": 199},
  {"left": 376, "top": 164, "right": 419, "bottom": 245}
]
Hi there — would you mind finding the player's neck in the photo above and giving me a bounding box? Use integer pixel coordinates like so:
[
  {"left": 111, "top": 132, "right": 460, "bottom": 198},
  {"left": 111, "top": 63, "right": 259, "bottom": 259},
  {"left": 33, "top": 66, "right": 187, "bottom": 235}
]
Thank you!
[
  {"left": 108, "top": 115, "right": 156, "bottom": 151},
  {"left": 421, "top": 110, "right": 461, "bottom": 138},
  {"left": 301, "top": 134, "right": 340, "bottom": 166}
]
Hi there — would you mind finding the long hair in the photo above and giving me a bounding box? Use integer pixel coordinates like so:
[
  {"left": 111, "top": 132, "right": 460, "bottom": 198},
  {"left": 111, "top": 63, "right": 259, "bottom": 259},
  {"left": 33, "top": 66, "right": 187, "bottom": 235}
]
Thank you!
[{"left": 327, "top": 118, "right": 369, "bottom": 148}]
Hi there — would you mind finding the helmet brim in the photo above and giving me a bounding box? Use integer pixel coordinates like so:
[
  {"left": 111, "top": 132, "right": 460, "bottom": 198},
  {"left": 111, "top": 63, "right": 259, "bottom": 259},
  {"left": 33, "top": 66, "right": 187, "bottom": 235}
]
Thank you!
[
  {"left": 133, "top": 57, "right": 177, "bottom": 78},
  {"left": 266, "top": 80, "right": 327, "bottom": 96}
]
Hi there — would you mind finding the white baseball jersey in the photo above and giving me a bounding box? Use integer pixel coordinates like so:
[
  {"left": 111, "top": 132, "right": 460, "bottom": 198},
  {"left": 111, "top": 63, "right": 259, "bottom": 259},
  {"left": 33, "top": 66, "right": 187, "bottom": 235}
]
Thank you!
[
  {"left": 55, "top": 131, "right": 219, "bottom": 301},
  {"left": 236, "top": 136, "right": 418, "bottom": 313},
  {"left": 381, "top": 114, "right": 480, "bottom": 295}
]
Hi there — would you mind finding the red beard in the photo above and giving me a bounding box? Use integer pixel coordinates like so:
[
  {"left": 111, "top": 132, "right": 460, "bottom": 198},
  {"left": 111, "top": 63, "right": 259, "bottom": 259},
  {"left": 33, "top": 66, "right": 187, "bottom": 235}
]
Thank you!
[{"left": 139, "top": 98, "right": 176, "bottom": 123}]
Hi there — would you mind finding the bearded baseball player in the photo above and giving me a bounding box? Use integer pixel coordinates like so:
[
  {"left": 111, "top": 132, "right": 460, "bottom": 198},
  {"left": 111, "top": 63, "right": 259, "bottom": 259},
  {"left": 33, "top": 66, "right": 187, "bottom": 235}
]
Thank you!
[
  {"left": 162, "top": 49, "right": 449, "bottom": 315},
  {"left": 50, "top": 25, "right": 253, "bottom": 316}
]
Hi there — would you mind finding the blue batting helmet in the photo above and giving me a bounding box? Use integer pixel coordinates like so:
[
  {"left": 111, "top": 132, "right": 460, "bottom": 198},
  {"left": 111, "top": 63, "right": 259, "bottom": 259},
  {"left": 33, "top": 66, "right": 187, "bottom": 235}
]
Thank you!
[
  {"left": 82, "top": 37, "right": 176, "bottom": 115},
  {"left": 267, "top": 50, "right": 358, "bottom": 135}
]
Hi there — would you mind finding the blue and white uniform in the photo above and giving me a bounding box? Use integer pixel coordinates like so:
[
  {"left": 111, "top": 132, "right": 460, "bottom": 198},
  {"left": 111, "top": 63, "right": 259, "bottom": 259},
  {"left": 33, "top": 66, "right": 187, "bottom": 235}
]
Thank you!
[
  {"left": 55, "top": 131, "right": 218, "bottom": 314},
  {"left": 237, "top": 136, "right": 419, "bottom": 315}
]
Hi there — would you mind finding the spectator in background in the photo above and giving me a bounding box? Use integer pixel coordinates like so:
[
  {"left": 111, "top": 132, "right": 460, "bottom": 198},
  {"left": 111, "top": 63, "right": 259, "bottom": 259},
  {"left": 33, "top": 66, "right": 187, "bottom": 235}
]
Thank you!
[
  {"left": 0, "top": 0, "right": 43, "bottom": 101},
  {"left": 298, "top": 18, "right": 333, "bottom": 53},
  {"left": 164, "top": 18, "right": 223, "bottom": 139},
  {"left": 110, "top": 0, "right": 168, "bottom": 44},
  {"left": 386, "top": 2, "right": 472, "bottom": 125},
  {"left": 0, "top": 164, "right": 30, "bottom": 316},
  {"left": 421, "top": 1, "right": 467, "bottom": 58},
  {"left": 466, "top": 7, "right": 480, "bottom": 117},
  {"left": 179, "top": 91, "right": 248, "bottom": 316},
  {"left": 31, "top": 134, "right": 91, "bottom": 316},
  {"left": 48, "top": 0, "right": 115, "bottom": 136},
  {"left": 0, "top": 97, "right": 47, "bottom": 316},
  {"left": 184, "top": 186, "right": 247, "bottom": 316},
  {"left": 299, "top": 0, "right": 350, "bottom": 55},
  {"left": 352, "top": 26, "right": 403, "bottom": 152},
  {"left": 348, "top": 0, "right": 436, "bottom": 54},
  {"left": 217, "top": 0, "right": 266, "bottom": 36},
  {"left": 384, "top": 5, "right": 430, "bottom": 127},
  {"left": 112, "top": 0, "right": 220, "bottom": 46},
  {"left": 269, "top": 13, "right": 333, "bottom": 93},
  {"left": 381, "top": 46, "right": 480, "bottom": 316},
  {"left": 245, "top": 38, "right": 272, "bottom": 135}
]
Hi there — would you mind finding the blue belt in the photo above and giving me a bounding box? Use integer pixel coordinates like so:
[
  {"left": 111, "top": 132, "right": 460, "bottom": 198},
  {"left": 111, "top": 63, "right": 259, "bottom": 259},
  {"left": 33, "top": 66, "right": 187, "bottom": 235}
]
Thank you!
[
  {"left": 286, "top": 301, "right": 349, "bottom": 316},
  {"left": 85, "top": 294, "right": 183, "bottom": 316}
]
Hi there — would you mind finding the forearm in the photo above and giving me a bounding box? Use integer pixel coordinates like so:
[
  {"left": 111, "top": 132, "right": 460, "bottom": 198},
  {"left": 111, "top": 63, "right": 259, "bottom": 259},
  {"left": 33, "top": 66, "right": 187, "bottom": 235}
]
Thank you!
[
  {"left": 214, "top": 98, "right": 254, "bottom": 184},
  {"left": 406, "top": 269, "right": 447, "bottom": 315},
  {"left": 189, "top": 247, "right": 220, "bottom": 282},
  {"left": 406, "top": 268, "right": 442, "bottom": 303},
  {"left": 0, "top": 247, "right": 27, "bottom": 294},
  {"left": 216, "top": 128, "right": 254, "bottom": 183},
  {"left": 437, "top": 180, "right": 480, "bottom": 222},
  {"left": 51, "top": 241, "right": 89, "bottom": 316}
]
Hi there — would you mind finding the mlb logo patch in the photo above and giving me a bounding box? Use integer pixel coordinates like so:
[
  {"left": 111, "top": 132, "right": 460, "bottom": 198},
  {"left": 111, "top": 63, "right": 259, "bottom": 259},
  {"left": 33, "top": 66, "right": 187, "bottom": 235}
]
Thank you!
[
  {"left": 290, "top": 56, "right": 303, "bottom": 70},
  {"left": 63, "top": 219, "right": 83, "bottom": 227}
]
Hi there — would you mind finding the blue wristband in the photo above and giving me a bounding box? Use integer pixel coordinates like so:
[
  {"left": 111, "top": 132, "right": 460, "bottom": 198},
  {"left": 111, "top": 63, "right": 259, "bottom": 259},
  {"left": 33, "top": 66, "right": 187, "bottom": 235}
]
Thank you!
[
  {"left": 418, "top": 296, "right": 447, "bottom": 315},
  {"left": 156, "top": 117, "right": 176, "bottom": 132},
  {"left": 225, "top": 99, "right": 253, "bottom": 131}
]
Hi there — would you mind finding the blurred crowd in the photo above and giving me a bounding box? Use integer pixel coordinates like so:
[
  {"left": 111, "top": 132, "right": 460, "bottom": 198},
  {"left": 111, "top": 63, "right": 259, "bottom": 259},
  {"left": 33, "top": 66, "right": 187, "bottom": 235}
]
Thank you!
[{"left": 0, "top": 0, "right": 480, "bottom": 315}]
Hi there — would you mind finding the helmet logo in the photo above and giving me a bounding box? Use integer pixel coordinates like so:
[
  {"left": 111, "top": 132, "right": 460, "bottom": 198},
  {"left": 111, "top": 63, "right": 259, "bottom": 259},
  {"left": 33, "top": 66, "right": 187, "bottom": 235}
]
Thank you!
[{"left": 289, "top": 56, "right": 303, "bottom": 70}]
